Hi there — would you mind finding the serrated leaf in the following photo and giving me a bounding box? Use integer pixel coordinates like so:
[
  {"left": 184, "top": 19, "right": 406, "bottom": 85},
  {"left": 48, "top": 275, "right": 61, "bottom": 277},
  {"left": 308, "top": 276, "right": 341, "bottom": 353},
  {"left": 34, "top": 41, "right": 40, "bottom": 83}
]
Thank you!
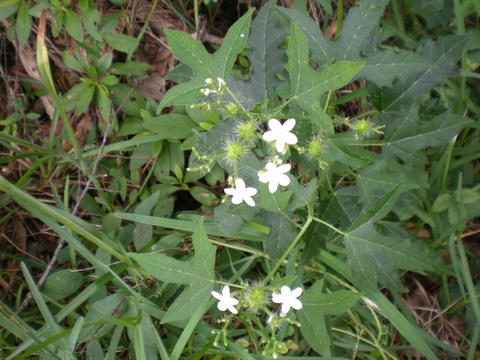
[
  {"left": 276, "top": 0, "right": 389, "bottom": 62},
  {"left": 376, "top": 35, "right": 470, "bottom": 111},
  {"left": 159, "top": 9, "right": 254, "bottom": 110},
  {"left": 128, "top": 218, "right": 215, "bottom": 323},
  {"left": 355, "top": 50, "right": 433, "bottom": 87},
  {"left": 257, "top": 183, "right": 292, "bottom": 213},
  {"left": 345, "top": 222, "right": 433, "bottom": 291},
  {"left": 381, "top": 101, "right": 472, "bottom": 163},
  {"left": 325, "top": 132, "right": 372, "bottom": 170},
  {"left": 226, "top": 1, "right": 287, "bottom": 107},
  {"left": 286, "top": 23, "right": 364, "bottom": 133},
  {"left": 357, "top": 159, "right": 420, "bottom": 209},
  {"left": 331, "top": 0, "right": 390, "bottom": 60},
  {"left": 287, "top": 178, "right": 317, "bottom": 211},
  {"left": 264, "top": 212, "right": 297, "bottom": 260},
  {"left": 298, "top": 280, "right": 360, "bottom": 355},
  {"left": 277, "top": 0, "right": 451, "bottom": 90}
]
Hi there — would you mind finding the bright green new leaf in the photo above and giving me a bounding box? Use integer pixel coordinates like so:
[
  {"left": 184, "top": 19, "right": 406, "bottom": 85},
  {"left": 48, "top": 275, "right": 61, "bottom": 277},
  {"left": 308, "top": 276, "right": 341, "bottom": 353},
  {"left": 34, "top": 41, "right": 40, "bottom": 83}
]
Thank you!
[
  {"left": 298, "top": 280, "right": 360, "bottom": 355},
  {"left": 158, "top": 9, "right": 255, "bottom": 111},
  {"left": 128, "top": 218, "right": 216, "bottom": 323},
  {"left": 286, "top": 23, "right": 364, "bottom": 133}
]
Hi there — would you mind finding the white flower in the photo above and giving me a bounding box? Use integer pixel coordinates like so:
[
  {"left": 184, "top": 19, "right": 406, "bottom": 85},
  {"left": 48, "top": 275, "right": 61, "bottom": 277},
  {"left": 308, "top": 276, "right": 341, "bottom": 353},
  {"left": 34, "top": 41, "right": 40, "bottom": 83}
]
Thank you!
[
  {"left": 272, "top": 286, "right": 303, "bottom": 314},
  {"left": 258, "top": 162, "right": 291, "bottom": 193},
  {"left": 263, "top": 118, "right": 298, "bottom": 153},
  {"left": 211, "top": 286, "right": 239, "bottom": 314},
  {"left": 224, "top": 178, "right": 257, "bottom": 207}
]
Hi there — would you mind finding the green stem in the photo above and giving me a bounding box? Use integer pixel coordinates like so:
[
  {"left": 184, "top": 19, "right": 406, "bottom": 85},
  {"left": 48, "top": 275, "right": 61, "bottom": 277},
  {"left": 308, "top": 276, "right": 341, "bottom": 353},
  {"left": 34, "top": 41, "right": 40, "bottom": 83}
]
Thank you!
[
  {"left": 263, "top": 213, "right": 313, "bottom": 283},
  {"left": 312, "top": 216, "right": 347, "bottom": 236}
]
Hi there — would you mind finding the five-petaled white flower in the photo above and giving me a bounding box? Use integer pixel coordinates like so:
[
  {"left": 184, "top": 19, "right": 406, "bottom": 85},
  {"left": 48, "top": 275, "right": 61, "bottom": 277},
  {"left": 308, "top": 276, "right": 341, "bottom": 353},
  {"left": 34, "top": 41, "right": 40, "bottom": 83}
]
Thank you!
[
  {"left": 272, "top": 286, "right": 303, "bottom": 314},
  {"left": 258, "top": 162, "right": 291, "bottom": 193},
  {"left": 263, "top": 118, "right": 298, "bottom": 153},
  {"left": 224, "top": 178, "right": 257, "bottom": 207},
  {"left": 211, "top": 286, "right": 239, "bottom": 314}
]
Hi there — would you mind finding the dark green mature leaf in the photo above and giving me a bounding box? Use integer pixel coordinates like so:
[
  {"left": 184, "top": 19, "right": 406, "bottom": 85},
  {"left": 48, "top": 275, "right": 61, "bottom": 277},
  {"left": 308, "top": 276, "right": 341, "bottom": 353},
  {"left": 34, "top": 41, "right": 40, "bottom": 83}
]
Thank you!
[
  {"left": 276, "top": 0, "right": 451, "bottom": 89},
  {"left": 42, "top": 270, "right": 83, "bottom": 301},
  {"left": 329, "top": 0, "right": 389, "bottom": 60},
  {"left": 357, "top": 159, "right": 420, "bottom": 209},
  {"left": 373, "top": 35, "right": 469, "bottom": 111},
  {"left": 158, "top": 9, "right": 254, "bottom": 111},
  {"left": 381, "top": 100, "right": 473, "bottom": 163},
  {"left": 16, "top": 0, "right": 32, "bottom": 46},
  {"left": 286, "top": 23, "right": 364, "bottom": 133},
  {"left": 325, "top": 133, "right": 372, "bottom": 170},
  {"left": 344, "top": 189, "right": 438, "bottom": 292},
  {"left": 226, "top": 1, "right": 288, "bottom": 108},
  {"left": 133, "top": 191, "right": 160, "bottom": 250},
  {"left": 64, "top": 9, "right": 84, "bottom": 42},
  {"left": 128, "top": 218, "right": 215, "bottom": 323},
  {"left": 355, "top": 50, "right": 433, "bottom": 88},
  {"left": 298, "top": 280, "right": 360, "bottom": 355},
  {"left": 143, "top": 113, "right": 199, "bottom": 139},
  {"left": 264, "top": 212, "right": 297, "bottom": 260}
]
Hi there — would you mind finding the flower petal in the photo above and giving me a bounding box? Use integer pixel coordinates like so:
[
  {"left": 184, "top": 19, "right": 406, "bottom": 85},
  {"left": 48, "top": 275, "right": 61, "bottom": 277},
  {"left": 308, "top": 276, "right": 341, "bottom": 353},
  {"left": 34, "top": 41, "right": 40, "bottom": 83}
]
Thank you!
[
  {"left": 277, "top": 175, "right": 290, "bottom": 187},
  {"left": 281, "top": 302, "right": 292, "bottom": 314},
  {"left": 275, "top": 139, "right": 286, "bottom": 152},
  {"left": 291, "top": 287, "right": 303, "bottom": 297},
  {"left": 263, "top": 131, "right": 277, "bottom": 142},
  {"left": 277, "top": 164, "right": 291, "bottom": 174},
  {"left": 284, "top": 133, "right": 298, "bottom": 145},
  {"left": 244, "top": 196, "right": 256, "bottom": 207},
  {"left": 224, "top": 188, "right": 236, "bottom": 196},
  {"left": 283, "top": 118, "right": 296, "bottom": 131},
  {"left": 222, "top": 286, "right": 231, "bottom": 297},
  {"left": 231, "top": 195, "right": 243, "bottom": 205},
  {"left": 272, "top": 292, "right": 283, "bottom": 303},
  {"left": 268, "top": 180, "right": 279, "bottom": 193},
  {"left": 291, "top": 298, "right": 303, "bottom": 310},
  {"left": 211, "top": 291, "right": 222, "bottom": 300},
  {"left": 265, "top": 162, "right": 277, "bottom": 172},
  {"left": 259, "top": 172, "right": 272, "bottom": 183},
  {"left": 235, "top": 178, "right": 246, "bottom": 190},
  {"left": 268, "top": 118, "right": 282, "bottom": 131}
]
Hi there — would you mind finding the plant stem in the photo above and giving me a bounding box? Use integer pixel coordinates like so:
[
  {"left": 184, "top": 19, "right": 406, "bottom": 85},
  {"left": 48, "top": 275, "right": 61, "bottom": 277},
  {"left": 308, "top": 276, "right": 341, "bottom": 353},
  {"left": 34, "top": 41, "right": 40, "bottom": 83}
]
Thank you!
[{"left": 263, "top": 212, "right": 313, "bottom": 283}]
